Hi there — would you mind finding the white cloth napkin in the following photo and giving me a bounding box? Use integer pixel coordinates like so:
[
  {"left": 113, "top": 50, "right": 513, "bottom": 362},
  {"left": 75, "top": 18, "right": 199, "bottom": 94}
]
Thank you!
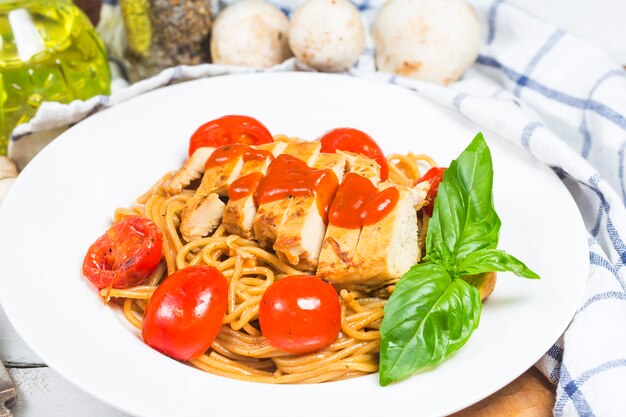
[{"left": 6, "top": 0, "right": 626, "bottom": 415}]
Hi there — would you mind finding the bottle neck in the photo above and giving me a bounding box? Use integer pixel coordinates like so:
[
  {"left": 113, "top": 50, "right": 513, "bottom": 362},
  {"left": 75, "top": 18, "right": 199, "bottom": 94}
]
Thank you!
[
  {"left": 0, "top": 0, "right": 74, "bottom": 10},
  {"left": 1, "top": 0, "right": 79, "bottom": 65}
]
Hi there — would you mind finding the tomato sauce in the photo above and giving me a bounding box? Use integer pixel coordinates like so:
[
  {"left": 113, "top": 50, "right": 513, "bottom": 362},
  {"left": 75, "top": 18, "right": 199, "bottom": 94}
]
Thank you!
[
  {"left": 243, "top": 148, "right": 274, "bottom": 163},
  {"left": 254, "top": 154, "right": 339, "bottom": 223},
  {"left": 328, "top": 173, "right": 399, "bottom": 229},
  {"left": 228, "top": 172, "right": 264, "bottom": 201},
  {"left": 205, "top": 144, "right": 274, "bottom": 169}
]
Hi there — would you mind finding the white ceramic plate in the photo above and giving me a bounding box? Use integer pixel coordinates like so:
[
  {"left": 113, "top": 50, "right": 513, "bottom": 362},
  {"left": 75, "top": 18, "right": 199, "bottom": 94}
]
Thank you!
[{"left": 0, "top": 73, "right": 587, "bottom": 417}]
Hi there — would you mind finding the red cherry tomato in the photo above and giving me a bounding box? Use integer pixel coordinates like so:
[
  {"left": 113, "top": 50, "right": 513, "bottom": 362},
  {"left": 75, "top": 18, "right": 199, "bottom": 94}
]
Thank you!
[
  {"left": 259, "top": 275, "right": 341, "bottom": 353},
  {"left": 416, "top": 167, "right": 447, "bottom": 216},
  {"left": 319, "top": 128, "right": 389, "bottom": 181},
  {"left": 188, "top": 115, "right": 273, "bottom": 156},
  {"left": 142, "top": 266, "right": 228, "bottom": 361},
  {"left": 82, "top": 216, "right": 162, "bottom": 290}
]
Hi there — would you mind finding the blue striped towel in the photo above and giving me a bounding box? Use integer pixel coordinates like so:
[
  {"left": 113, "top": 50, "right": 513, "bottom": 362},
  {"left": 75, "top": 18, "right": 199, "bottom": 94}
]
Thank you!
[{"left": 7, "top": 0, "right": 626, "bottom": 415}]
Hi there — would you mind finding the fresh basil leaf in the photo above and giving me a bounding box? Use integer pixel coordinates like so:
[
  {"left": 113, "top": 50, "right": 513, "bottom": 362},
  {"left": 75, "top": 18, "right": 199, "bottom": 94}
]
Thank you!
[
  {"left": 379, "top": 132, "right": 539, "bottom": 387},
  {"left": 459, "top": 249, "right": 539, "bottom": 279},
  {"left": 379, "top": 263, "right": 482, "bottom": 386},
  {"left": 425, "top": 133, "right": 501, "bottom": 271}
]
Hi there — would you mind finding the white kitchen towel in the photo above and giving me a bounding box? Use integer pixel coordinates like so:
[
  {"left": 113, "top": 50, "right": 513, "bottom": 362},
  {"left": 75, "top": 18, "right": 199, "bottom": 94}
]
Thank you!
[{"left": 7, "top": 0, "right": 626, "bottom": 415}]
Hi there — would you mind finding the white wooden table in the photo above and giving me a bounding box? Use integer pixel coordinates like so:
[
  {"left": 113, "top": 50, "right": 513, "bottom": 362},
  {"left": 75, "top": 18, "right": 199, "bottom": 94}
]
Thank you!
[
  {"left": 0, "top": 307, "right": 126, "bottom": 416},
  {"left": 1, "top": 2, "right": 624, "bottom": 416}
]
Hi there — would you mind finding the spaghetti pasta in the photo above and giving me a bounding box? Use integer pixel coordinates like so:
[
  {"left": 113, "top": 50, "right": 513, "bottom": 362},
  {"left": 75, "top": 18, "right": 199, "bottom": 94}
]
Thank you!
[{"left": 98, "top": 139, "right": 436, "bottom": 384}]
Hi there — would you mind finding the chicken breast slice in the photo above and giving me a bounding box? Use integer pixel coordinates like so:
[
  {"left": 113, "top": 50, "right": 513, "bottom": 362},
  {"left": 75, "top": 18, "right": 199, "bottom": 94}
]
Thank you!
[
  {"left": 272, "top": 153, "right": 345, "bottom": 271},
  {"left": 253, "top": 141, "right": 322, "bottom": 248},
  {"left": 349, "top": 186, "right": 418, "bottom": 288},
  {"left": 316, "top": 222, "right": 361, "bottom": 278},
  {"left": 254, "top": 198, "right": 294, "bottom": 249},
  {"left": 222, "top": 142, "right": 288, "bottom": 238},
  {"left": 282, "top": 140, "right": 321, "bottom": 166},
  {"left": 313, "top": 152, "right": 348, "bottom": 183},
  {"left": 179, "top": 194, "right": 226, "bottom": 242},
  {"left": 317, "top": 185, "right": 419, "bottom": 290},
  {"left": 246, "top": 142, "right": 289, "bottom": 171},
  {"left": 273, "top": 195, "right": 326, "bottom": 271},
  {"left": 275, "top": 151, "right": 376, "bottom": 273},
  {"left": 180, "top": 151, "right": 240, "bottom": 241},
  {"left": 317, "top": 170, "right": 381, "bottom": 280},
  {"left": 160, "top": 147, "right": 215, "bottom": 194},
  {"left": 182, "top": 142, "right": 288, "bottom": 242},
  {"left": 411, "top": 181, "right": 430, "bottom": 211},
  {"left": 338, "top": 150, "right": 381, "bottom": 184},
  {"left": 196, "top": 147, "right": 246, "bottom": 197}
]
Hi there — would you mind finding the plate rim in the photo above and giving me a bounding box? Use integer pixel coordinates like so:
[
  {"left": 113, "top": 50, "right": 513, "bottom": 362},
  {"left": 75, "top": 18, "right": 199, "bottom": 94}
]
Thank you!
[{"left": 0, "top": 72, "right": 589, "bottom": 417}]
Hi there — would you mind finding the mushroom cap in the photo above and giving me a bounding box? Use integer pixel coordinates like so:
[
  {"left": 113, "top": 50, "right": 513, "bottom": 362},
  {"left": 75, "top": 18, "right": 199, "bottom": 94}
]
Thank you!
[
  {"left": 0, "top": 156, "right": 18, "bottom": 180},
  {"left": 211, "top": 0, "right": 292, "bottom": 68},
  {"left": 288, "top": 0, "right": 365, "bottom": 72},
  {"left": 372, "top": 0, "right": 481, "bottom": 85}
]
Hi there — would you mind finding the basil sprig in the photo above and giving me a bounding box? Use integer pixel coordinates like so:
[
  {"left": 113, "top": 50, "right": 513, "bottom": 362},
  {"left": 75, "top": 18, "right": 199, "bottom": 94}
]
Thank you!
[{"left": 379, "top": 133, "right": 539, "bottom": 386}]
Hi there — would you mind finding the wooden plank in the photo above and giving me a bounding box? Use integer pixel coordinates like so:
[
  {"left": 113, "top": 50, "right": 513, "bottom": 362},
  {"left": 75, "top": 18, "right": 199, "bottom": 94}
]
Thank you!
[
  {"left": 6, "top": 368, "right": 127, "bottom": 417},
  {"left": 453, "top": 367, "right": 555, "bottom": 416}
]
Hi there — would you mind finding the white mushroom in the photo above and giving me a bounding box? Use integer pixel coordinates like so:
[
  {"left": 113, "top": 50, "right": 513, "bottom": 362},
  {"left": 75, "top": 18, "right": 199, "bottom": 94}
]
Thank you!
[
  {"left": 210, "top": 0, "right": 292, "bottom": 68},
  {"left": 0, "top": 156, "right": 18, "bottom": 180},
  {"left": 372, "top": 0, "right": 481, "bottom": 85},
  {"left": 288, "top": 0, "right": 365, "bottom": 72}
]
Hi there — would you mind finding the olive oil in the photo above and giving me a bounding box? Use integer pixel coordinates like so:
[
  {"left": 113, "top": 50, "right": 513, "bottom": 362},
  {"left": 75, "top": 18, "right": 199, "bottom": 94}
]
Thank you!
[{"left": 0, "top": 0, "right": 110, "bottom": 155}]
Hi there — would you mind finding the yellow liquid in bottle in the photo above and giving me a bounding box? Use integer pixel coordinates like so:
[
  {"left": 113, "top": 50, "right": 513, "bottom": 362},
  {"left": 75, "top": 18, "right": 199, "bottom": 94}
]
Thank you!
[{"left": 0, "top": 0, "right": 111, "bottom": 155}]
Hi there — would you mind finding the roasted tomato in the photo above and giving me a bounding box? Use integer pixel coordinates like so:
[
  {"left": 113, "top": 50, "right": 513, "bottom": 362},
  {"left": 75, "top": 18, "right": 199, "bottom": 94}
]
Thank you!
[
  {"left": 319, "top": 128, "right": 389, "bottom": 180},
  {"left": 416, "top": 167, "right": 446, "bottom": 216},
  {"left": 188, "top": 115, "right": 273, "bottom": 155},
  {"left": 142, "top": 266, "right": 228, "bottom": 361},
  {"left": 82, "top": 216, "right": 162, "bottom": 290},
  {"left": 259, "top": 275, "right": 341, "bottom": 353}
]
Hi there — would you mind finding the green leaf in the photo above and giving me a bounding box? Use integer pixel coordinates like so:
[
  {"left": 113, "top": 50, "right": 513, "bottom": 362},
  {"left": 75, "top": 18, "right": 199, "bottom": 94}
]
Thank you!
[
  {"left": 378, "top": 132, "right": 540, "bottom": 387},
  {"left": 425, "top": 133, "right": 501, "bottom": 271},
  {"left": 459, "top": 249, "right": 540, "bottom": 279},
  {"left": 379, "top": 263, "right": 482, "bottom": 386}
]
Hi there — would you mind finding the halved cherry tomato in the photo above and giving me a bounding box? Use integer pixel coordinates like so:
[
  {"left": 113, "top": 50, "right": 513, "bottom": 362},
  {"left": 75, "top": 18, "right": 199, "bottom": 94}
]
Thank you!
[
  {"left": 188, "top": 115, "right": 273, "bottom": 156},
  {"left": 259, "top": 275, "right": 341, "bottom": 354},
  {"left": 319, "top": 128, "right": 389, "bottom": 181},
  {"left": 416, "top": 167, "right": 446, "bottom": 216},
  {"left": 82, "top": 216, "right": 162, "bottom": 290},
  {"left": 142, "top": 266, "right": 228, "bottom": 361}
]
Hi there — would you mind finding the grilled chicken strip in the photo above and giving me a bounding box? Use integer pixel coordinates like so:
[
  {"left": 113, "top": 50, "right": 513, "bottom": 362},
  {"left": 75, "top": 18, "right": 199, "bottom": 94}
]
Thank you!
[
  {"left": 253, "top": 140, "right": 322, "bottom": 248},
  {"left": 182, "top": 142, "right": 290, "bottom": 241},
  {"left": 338, "top": 150, "right": 381, "bottom": 184},
  {"left": 195, "top": 145, "right": 247, "bottom": 197},
  {"left": 273, "top": 153, "right": 346, "bottom": 271},
  {"left": 411, "top": 181, "right": 430, "bottom": 211},
  {"left": 222, "top": 142, "right": 288, "bottom": 237},
  {"left": 318, "top": 181, "right": 423, "bottom": 289},
  {"left": 180, "top": 193, "right": 226, "bottom": 242},
  {"left": 160, "top": 147, "right": 215, "bottom": 195},
  {"left": 179, "top": 144, "right": 246, "bottom": 240},
  {"left": 316, "top": 155, "right": 382, "bottom": 280},
  {"left": 349, "top": 185, "right": 419, "bottom": 288}
]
